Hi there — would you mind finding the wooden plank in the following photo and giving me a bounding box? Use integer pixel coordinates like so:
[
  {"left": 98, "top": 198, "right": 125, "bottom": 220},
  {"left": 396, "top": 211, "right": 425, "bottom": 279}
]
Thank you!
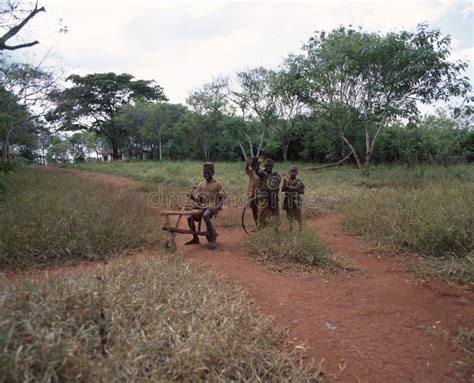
[
  {"left": 160, "top": 209, "right": 203, "bottom": 216},
  {"left": 162, "top": 226, "right": 208, "bottom": 236}
]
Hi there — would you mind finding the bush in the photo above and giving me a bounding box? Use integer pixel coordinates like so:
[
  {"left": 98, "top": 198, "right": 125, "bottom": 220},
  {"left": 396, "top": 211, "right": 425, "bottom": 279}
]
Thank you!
[
  {"left": 247, "top": 228, "right": 354, "bottom": 271},
  {"left": 0, "top": 168, "right": 162, "bottom": 271},
  {"left": 343, "top": 182, "right": 474, "bottom": 258},
  {"left": 0, "top": 257, "right": 322, "bottom": 381}
]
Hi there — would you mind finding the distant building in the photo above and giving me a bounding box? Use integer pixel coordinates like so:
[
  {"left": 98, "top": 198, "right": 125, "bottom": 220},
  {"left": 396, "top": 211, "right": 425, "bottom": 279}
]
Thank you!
[{"left": 100, "top": 150, "right": 129, "bottom": 162}]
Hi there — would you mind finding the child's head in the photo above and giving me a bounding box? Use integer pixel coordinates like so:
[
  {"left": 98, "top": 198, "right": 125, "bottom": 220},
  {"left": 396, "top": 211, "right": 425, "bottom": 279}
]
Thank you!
[
  {"left": 288, "top": 165, "right": 298, "bottom": 179},
  {"left": 203, "top": 162, "right": 214, "bottom": 181},
  {"left": 264, "top": 158, "right": 273, "bottom": 173}
]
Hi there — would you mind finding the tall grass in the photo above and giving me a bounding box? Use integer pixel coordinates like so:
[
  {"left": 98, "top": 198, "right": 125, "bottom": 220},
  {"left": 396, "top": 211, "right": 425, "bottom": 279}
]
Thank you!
[
  {"left": 343, "top": 182, "right": 474, "bottom": 258},
  {"left": 67, "top": 161, "right": 474, "bottom": 215},
  {"left": 0, "top": 257, "right": 322, "bottom": 381},
  {"left": 0, "top": 168, "right": 162, "bottom": 271}
]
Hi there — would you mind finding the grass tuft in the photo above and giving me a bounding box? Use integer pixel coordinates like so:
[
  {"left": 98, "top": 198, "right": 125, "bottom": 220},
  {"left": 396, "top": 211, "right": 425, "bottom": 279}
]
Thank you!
[
  {"left": 453, "top": 327, "right": 474, "bottom": 378},
  {"left": 247, "top": 229, "right": 356, "bottom": 271},
  {"left": 0, "top": 257, "right": 323, "bottom": 381}
]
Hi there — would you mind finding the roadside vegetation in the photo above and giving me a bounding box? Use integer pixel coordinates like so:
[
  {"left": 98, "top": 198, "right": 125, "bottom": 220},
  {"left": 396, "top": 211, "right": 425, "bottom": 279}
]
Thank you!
[
  {"left": 454, "top": 327, "right": 474, "bottom": 376},
  {"left": 68, "top": 160, "right": 474, "bottom": 213},
  {"left": 247, "top": 228, "right": 356, "bottom": 272},
  {"left": 0, "top": 257, "right": 323, "bottom": 382},
  {"left": 67, "top": 161, "right": 474, "bottom": 285},
  {"left": 343, "top": 180, "right": 474, "bottom": 285},
  {"left": 0, "top": 168, "right": 162, "bottom": 271}
]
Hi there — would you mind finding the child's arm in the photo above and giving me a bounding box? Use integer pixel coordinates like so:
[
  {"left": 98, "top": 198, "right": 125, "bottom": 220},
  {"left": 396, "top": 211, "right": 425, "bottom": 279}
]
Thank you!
[
  {"left": 297, "top": 180, "right": 305, "bottom": 194},
  {"left": 281, "top": 174, "right": 289, "bottom": 192}
]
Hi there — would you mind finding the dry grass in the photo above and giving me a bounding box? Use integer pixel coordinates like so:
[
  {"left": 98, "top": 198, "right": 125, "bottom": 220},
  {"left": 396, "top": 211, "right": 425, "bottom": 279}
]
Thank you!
[
  {"left": 67, "top": 161, "right": 474, "bottom": 217},
  {"left": 343, "top": 181, "right": 474, "bottom": 284},
  {"left": 0, "top": 256, "right": 323, "bottom": 382},
  {"left": 0, "top": 168, "right": 162, "bottom": 271},
  {"left": 343, "top": 182, "right": 474, "bottom": 257},
  {"left": 404, "top": 255, "right": 474, "bottom": 288},
  {"left": 453, "top": 327, "right": 474, "bottom": 378},
  {"left": 246, "top": 228, "right": 357, "bottom": 272}
]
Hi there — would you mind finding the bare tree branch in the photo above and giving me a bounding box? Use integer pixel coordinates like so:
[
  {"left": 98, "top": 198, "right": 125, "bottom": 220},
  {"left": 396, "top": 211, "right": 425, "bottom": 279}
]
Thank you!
[
  {"left": 0, "top": 2, "right": 45, "bottom": 51},
  {"left": 305, "top": 151, "right": 352, "bottom": 171}
]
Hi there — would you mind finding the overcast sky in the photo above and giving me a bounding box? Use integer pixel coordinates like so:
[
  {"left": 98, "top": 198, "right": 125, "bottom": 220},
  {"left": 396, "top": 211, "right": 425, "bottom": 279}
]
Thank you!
[{"left": 8, "top": 0, "right": 474, "bottom": 104}]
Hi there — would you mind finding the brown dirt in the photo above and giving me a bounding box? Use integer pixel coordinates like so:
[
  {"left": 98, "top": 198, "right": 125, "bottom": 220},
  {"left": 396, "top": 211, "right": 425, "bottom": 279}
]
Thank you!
[{"left": 5, "top": 167, "right": 474, "bottom": 382}]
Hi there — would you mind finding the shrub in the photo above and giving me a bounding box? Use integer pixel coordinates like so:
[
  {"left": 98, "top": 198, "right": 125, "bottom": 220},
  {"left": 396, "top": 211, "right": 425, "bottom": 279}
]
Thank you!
[
  {"left": 0, "top": 257, "right": 322, "bottom": 381},
  {"left": 0, "top": 168, "right": 162, "bottom": 271}
]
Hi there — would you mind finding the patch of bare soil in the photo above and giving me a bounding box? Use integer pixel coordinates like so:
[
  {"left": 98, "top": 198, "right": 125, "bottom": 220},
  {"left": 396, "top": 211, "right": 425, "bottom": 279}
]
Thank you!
[{"left": 6, "top": 167, "right": 473, "bottom": 382}]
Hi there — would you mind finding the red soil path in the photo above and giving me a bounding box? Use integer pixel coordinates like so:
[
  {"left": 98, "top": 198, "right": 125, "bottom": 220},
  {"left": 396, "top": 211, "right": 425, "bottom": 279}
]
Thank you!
[{"left": 6, "top": 168, "right": 474, "bottom": 382}]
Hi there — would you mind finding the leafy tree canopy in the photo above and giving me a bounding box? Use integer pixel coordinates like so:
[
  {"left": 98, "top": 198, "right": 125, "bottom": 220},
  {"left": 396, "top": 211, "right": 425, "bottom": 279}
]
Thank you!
[
  {"left": 48, "top": 72, "right": 167, "bottom": 159},
  {"left": 288, "top": 24, "right": 471, "bottom": 172}
]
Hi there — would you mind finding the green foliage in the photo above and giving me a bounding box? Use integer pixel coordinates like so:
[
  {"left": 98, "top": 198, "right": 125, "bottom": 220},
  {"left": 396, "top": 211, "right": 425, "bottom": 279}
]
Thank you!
[
  {"left": 46, "top": 135, "right": 72, "bottom": 164},
  {"left": 0, "top": 169, "right": 14, "bottom": 200},
  {"left": 0, "top": 258, "right": 322, "bottom": 381},
  {"left": 0, "top": 158, "right": 22, "bottom": 173},
  {"left": 342, "top": 182, "right": 474, "bottom": 258},
  {"left": 116, "top": 101, "right": 187, "bottom": 160},
  {"left": 0, "top": 168, "right": 162, "bottom": 271},
  {"left": 48, "top": 72, "right": 168, "bottom": 159},
  {"left": 287, "top": 24, "right": 471, "bottom": 171},
  {"left": 374, "top": 119, "right": 473, "bottom": 165}
]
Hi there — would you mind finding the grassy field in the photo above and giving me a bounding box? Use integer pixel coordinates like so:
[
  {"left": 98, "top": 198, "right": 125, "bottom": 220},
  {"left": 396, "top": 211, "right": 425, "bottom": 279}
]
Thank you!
[
  {"left": 0, "top": 256, "right": 322, "bottom": 381},
  {"left": 1, "top": 162, "right": 473, "bottom": 379},
  {"left": 66, "top": 161, "right": 474, "bottom": 215},
  {"left": 67, "top": 161, "right": 474, "bottom": 284},
  {"left": 0, "top": 167, "right": 323, "bottom": 380},
  {"left": 0, "top": 168, "right": 162, "bottom": 271}
]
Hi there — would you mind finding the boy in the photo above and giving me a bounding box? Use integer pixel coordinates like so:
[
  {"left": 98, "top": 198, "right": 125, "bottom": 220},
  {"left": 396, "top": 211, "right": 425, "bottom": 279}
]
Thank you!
[
  {"left": 256, "top": 158, "right": 281, "bottom": 230},
  {"left": 185, "top": 162, "right": 225, "bottom": 250},
  {"left": 282, "top": 165, "right": 305, "bottom": 231},
  {"left": 244, "top": 156, "right": 262, "bottom": 225}
]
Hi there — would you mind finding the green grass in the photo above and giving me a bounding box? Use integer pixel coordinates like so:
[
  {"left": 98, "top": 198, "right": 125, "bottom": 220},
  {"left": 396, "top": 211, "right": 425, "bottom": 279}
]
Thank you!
[
  {"left": 0, "top": 168, "right": 162, "bottom": 271},
  {"left": 246, "top": 228, "right": 357, "bottom": 272},
  {"left": 0, "top": 256, "right": 323, "bottom": 381},
  {"left": 67, "top": 161, "right": 474, "bottom": 215}
]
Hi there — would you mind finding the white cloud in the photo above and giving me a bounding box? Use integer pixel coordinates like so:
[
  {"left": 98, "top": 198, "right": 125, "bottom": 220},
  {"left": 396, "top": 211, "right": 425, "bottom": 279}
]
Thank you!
[{"left": 5, "top": 0, "right": 472, "bottom": 104}]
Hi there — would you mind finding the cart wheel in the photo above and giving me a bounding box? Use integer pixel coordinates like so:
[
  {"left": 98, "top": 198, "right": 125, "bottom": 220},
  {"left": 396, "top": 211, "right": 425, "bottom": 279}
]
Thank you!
[
  {"left": 164, "top": 239, "right": 177, "bottom": 253},
  {"left": 242, "top": 196, "right": 259, "bottom": 236}
]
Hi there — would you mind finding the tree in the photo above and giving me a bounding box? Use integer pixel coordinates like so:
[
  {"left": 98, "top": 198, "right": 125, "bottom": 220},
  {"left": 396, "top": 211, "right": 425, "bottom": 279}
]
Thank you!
[
  {"left": 228, "top": 67, "right": 279, "bottom": 158},
  {"left": 0, "top": 1, "right": 46, "bottom": 51},
  {"left": 271, "top": 67, "right": 306, "bottom": 161},
  {"left": 116, "top": 101, "right": 187, "bottom": 160},
  {"left": 186, "top": 78, "right": 229, "bottom": 160},
  {"left": 48, "top": 72, "right": 167, "bottom": 160},
  {"left": 0, "top": 61, "right": 57, "bottom": 162},
  {"left": 289, "top": 24, "right": 471, "bottom": 174},
  {"left": 46, "top": 134, "right": 71, "bottom": 164},
  {"left": 143, "top": 102, "right": 186, "bottom": 160}
]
